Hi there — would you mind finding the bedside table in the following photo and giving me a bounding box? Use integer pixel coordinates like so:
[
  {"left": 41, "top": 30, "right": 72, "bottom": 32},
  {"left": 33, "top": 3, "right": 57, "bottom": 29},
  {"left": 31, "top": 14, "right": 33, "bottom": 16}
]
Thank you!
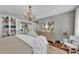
[{"left": 37, "top": 31, "right": 56, "bottom": 44}]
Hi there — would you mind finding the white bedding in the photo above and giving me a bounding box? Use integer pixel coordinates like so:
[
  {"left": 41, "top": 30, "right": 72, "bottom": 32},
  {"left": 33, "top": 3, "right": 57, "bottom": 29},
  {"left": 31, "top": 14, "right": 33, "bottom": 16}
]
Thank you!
[{"left": 15, "top": 34, "right": 34, "bottom": 47}]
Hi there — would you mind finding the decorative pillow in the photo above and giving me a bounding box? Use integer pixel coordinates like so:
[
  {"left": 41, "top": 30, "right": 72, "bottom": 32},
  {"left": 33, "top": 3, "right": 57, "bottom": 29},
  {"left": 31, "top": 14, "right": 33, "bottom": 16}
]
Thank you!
[
  {"left": 27, "top": 31, "right": 38, "bottom": 37},
  {"left": 28, "top": 23, "right": 39, "bottom": 32}
]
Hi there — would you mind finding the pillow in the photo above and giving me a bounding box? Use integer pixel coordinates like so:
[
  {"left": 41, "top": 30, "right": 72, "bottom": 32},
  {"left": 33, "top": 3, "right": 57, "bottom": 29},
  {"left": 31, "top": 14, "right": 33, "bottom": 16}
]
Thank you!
[
  {"left": 28, "top": 23, "right": 39, "bottom": 32},
  {"left": 27, "top": 31, "right": 38, "bottom": 37}
]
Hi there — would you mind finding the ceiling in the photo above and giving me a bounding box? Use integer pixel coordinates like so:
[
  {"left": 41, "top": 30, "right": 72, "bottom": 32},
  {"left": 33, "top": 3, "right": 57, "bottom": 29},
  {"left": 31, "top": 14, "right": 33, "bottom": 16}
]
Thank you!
[{"left": 0, "top": 5, "right": 78, "bottom": 19}]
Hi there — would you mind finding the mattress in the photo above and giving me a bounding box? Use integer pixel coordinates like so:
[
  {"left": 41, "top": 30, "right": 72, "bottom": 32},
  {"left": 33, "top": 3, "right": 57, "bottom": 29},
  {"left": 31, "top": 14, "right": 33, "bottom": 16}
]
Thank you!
[{"left": 0, "top": 36, "right": 32, "bottom": 54}]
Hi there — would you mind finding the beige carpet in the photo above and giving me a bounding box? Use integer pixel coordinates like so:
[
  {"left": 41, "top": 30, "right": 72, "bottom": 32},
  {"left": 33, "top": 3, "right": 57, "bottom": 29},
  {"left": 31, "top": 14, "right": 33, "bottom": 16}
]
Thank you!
[{"left": 48, "top": 46, "right": 67, "bottom": 54}]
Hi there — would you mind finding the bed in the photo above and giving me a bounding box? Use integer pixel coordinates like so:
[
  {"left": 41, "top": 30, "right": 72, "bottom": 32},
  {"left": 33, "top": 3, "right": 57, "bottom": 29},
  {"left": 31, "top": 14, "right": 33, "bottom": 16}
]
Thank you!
[
  {"left": 0, "top": 36, "right": 32, "bottom": 54},
  {"left": 0, "top": 35, "right": 67, "bottom": 54}
]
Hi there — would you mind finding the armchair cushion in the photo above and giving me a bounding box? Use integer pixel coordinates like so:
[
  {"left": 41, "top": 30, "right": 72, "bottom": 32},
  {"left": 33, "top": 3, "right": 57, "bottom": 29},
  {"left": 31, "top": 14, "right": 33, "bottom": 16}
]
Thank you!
[{"left": 70, "top": 35, "right": 79, "bottom": 43}]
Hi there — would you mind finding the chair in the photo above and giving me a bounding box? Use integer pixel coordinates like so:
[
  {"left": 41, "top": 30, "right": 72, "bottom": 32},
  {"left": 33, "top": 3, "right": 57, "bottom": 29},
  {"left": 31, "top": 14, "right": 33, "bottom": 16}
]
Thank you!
[
  {"left": 69, "top": 35, "right": 79, "bottom": 53},
  {"left": 62, "top": 35, "right": 79, "bottom": 53}
]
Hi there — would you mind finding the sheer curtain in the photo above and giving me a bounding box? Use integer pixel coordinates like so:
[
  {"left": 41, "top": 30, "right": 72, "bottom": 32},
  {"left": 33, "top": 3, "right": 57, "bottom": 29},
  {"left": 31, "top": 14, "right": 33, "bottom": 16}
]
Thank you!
[{"left": 75, "top": 7, "right": 79, "bottom": 36}]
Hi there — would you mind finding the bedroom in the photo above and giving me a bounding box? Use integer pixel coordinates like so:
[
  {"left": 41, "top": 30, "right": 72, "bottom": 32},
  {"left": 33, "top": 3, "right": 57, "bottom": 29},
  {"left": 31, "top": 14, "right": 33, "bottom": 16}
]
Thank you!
[{"left": 0, "top": 5, "right": 79, "bottom": 54}]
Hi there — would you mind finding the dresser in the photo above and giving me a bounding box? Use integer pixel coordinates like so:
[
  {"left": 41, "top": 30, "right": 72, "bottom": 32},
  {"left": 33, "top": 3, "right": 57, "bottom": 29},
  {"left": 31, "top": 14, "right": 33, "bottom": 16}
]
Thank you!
[{"left": 37, "top": 30, "right": 56, "bottom": 43}]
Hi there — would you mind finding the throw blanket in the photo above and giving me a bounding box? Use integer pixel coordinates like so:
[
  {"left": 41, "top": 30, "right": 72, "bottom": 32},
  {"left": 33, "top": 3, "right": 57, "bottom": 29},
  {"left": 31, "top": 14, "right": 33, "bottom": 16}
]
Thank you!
[
  {"left": 15, "top": 34, "right": 48, "bottom": 54},
  {"left": 33, "top": 36, "right": 48, "bottom": 54}
]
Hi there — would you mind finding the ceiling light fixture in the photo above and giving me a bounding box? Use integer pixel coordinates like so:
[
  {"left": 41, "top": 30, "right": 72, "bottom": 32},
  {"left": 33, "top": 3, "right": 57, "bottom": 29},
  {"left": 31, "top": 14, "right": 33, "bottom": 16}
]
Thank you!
[{"left": 24, "top": 5, "right": 35, "bottom": 21}]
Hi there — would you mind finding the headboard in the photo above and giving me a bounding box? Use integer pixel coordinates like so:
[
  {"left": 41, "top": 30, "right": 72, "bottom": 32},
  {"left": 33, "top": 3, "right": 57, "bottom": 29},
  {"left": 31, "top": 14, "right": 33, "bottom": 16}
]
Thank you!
[{"left": 16, "top": 20, "right": 39, "bottom": 35}]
